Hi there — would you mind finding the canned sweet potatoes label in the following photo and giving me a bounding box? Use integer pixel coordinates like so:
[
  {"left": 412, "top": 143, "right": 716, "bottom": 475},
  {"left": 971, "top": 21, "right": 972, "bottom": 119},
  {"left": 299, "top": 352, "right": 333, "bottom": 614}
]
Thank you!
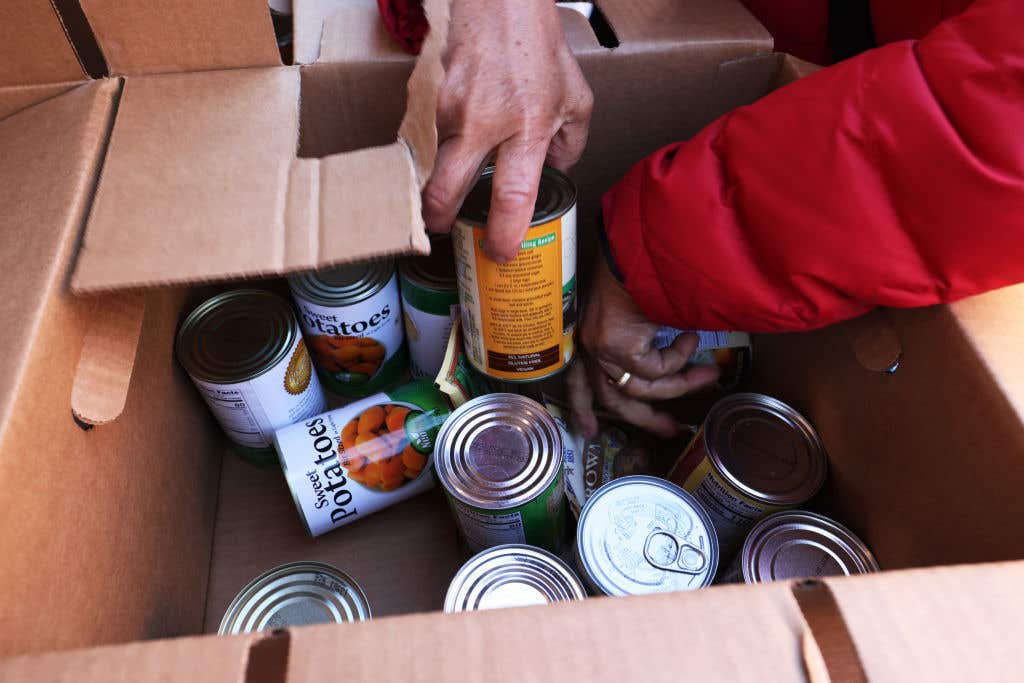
[
  {"left": 293, "top": 274, "right": 407, "bottom": 396},
  {"left": 274, "top": 380, "right": 450, "bottom": 536},
  {"left": 453, "top": 206, "right": 577, "bottom": 381}
]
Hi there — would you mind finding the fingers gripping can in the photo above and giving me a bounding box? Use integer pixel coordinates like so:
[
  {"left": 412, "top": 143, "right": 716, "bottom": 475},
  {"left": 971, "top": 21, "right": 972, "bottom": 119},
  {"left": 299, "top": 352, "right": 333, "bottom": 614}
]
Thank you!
[
  {"left": 399, "top": 235, "right": 460, "bottom": 380},
  {"left": 289, "top": 260, "right": 407, "bottom": 397},
  {"left": 176, "top": 289, "right": 327, "bottom": 466},
  {"left": 434, "top": 393, "right": 565, "bottom": 553},
  {"left": 274, "top": 380, "right": 451, "bottom": 536},
  {"left": 453, "top": 166, "right": 577, "bottom": 382},
  {"left": 667, "top": 393, "right": 828, "bottom": 558}
]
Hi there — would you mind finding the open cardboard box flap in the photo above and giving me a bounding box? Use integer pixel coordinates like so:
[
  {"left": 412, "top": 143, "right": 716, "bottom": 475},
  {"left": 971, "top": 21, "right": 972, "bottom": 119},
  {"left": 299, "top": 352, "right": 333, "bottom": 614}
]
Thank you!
[{"left": 3, "top": 562, "right": 1024, "bottom": 681}]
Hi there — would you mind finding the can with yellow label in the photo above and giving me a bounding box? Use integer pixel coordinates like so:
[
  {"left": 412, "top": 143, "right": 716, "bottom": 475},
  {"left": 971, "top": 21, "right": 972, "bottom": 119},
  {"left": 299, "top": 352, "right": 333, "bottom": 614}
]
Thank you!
[{"left": 452, "top": 166, "right": 577, "bottom": 382}]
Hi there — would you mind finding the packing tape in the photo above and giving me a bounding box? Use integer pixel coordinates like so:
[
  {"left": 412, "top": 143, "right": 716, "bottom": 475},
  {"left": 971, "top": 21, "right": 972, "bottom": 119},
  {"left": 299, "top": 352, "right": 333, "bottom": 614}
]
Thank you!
[
  {"left": 791, "top": 579, "right": 869, "bottom": 683},
  {"left": 71, "top": 292, "right": 145, "bottom": 426}
]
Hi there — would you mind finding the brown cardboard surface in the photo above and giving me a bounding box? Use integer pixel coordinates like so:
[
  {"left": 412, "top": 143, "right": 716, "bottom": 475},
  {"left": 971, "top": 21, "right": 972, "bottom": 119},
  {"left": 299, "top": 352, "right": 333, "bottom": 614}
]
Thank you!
[
  {"left": 0, "top": 80, "right": 117, "bottom": 438},
  {"left": 71, "top": 292, "right": 146, "bottom": 425},
  {"left": 0, "top": 82, "right": 85, "bottom": 121},
  {"left": 204, "top": 453, "right": 462, "bottom": 632},
  {"left": 293, "top": 0, "right": 407, "bottom": 65},
  {"left": 0, "top": 3, "right": 86, "bottom": 86},
  {"left": 0, "top": 630, "right": 257, "bottom": 682},
  {"left": 0, "top": 288, "right": 223, "bottom": 658},
  {"left": 71, "top": 65, "right": 428, "bottom": 293},
  {"left": 751, "top": 301, "right": 1024, "bottom": 570},
  {"left": 78, "top": 0, "right": 281, "bottom": 76}
]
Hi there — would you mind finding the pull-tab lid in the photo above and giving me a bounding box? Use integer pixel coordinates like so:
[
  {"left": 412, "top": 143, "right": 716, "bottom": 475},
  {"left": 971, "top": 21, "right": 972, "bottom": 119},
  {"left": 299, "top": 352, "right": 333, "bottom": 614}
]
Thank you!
[
  {"left": 704, "top": 393, "right": 828, "bottom": 505},
  {"left": 576, "top": 475, "right": 719, "bottom": 595}
]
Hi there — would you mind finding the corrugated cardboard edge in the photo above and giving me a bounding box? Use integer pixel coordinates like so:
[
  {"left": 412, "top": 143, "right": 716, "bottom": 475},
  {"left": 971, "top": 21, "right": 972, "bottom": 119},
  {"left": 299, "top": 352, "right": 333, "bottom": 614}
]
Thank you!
[{"left": 71, "top": 292, "right": 146, "bottom": 425}]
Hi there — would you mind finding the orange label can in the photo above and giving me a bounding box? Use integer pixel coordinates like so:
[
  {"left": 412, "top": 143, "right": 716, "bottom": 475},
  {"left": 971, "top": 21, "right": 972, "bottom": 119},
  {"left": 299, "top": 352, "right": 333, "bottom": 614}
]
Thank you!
[{"left": 452, "top": 166, "right": 577, "bottom": 382}]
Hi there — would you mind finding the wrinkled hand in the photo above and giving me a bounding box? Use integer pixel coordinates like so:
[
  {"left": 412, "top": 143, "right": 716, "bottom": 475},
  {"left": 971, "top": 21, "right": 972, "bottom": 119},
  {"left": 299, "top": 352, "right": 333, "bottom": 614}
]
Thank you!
[
  {"left": 569, "top": 255, "right": 719, "bottom": 438},
  {"left": 423, "top": 0, "right": 593, "bottom": 262}
]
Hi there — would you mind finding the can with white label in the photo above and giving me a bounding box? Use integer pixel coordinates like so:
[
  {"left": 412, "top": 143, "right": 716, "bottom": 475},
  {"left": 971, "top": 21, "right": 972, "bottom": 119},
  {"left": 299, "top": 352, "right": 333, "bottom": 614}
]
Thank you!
[
  {"left": 399, "top": 235, "right": 460, "bottom": 380},
  {"left": 274, "top": 379, "right": 451, "bottom": 536},
  {"left": 724, "top": 511, "right": 879, "bottom": 584},
  {"left": 289, "top": 260, "right": 407, "bottom": 398},
  {"left": 575, "top": 476, "right": 719, "bottom": 596},
  {"left": 176, "top": 289, "right": 327, "bottom": 466},
  {"left": 444, "top": 544, "right": 586, "bottom": 613},
  {"left": 453, "top": 166, "right": 577, "bottom": 382},
  {"left": 652, "top": 328, "right": 753, "bottom": 390},
  {"left": 667, "top": 393, "right": 828, "bottom": 558},
  {"left": 434, "top": 393, "right": 565, "bottom": 553},
  {"left": 218, "top": 561, "right": 370, "bottom": 634}
]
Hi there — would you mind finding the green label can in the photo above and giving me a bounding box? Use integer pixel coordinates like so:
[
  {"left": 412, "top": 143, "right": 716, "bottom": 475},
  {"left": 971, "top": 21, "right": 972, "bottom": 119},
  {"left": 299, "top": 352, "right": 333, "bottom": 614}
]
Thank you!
[
  {"left": 289, "top": 259, "right": 408, "bottom": 397},
  {"left": 434, "top": 393, "right": 565, "bottom": 553},
  {"left": 399, "top": 235, "right": 460, "bottom": 380}
]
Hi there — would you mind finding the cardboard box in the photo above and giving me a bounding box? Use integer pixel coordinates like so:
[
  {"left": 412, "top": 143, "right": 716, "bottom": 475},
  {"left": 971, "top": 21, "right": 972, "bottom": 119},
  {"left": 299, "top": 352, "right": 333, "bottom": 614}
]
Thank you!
[{"left": 1, "top": 0, "right": 1023, "bottom": 680}]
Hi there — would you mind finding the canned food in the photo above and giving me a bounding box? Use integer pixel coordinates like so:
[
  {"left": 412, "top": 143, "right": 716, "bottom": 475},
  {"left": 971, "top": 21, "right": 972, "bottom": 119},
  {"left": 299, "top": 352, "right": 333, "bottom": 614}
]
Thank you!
[
  {"left": 176, "top": 289, "right": 327, "bottom": 466},
  {"left": 453, "top": 166, "right": 577, "bottom": 382},
  {"left": 274, "top": 379, "right": 451, "bottom": 536},
  {"left": 218, "top": 561, "right": 370, "bottom": 634},
  {"left": 667, "top": 393, "right": 828, "bottom": 557},
  {"left": 576, "top": 476, "right": 719, "bottom": 595},
  {"left": 444, "top": 544, "right": 586, "bottom": 613},
  {"left": 434, "top": 393, "right": 565, "bottom": 553},
  {"left": 289, "top": 260, "right": 407, "bottom": 397},
  {"left": 732, "top": 511, "right": 879, "bottom": 583},
  {"left": 653, "top": 329, "right": 753, "bottom": 390},
  {"left": 399, "top": 235, "right": 460, "bottom": 379}
]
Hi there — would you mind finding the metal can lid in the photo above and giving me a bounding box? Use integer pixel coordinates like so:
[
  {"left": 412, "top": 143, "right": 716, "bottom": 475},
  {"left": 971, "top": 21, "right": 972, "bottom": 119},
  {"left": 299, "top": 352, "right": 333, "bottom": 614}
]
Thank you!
[
  {"left": 444, "top": 544, "right": 586, "bottom": 612},
  {"left": 434, "top": 393, "right": 562, "bottom": 510},
  {"left": 218, "top": 561, "right": 371, "bottom": 634},
  {"left": 288, "top": 259, "right": 395, "bottom": 307},
  {"left": 576, "top": 475, "right": 719, "bottom": 595},
  {"left": 457, "top": 166, "right": 577, "bottom": 227},
  {"left": 399, "top": 234, "right": 457, "bottom": 292},
  {"left": 741, "top": 511, "right": 879, "bottom": 583},
  {"left": 704, "top": 393, "right": 827, "bottom": 505},
  {"left": 176, "top": 289, "right": 297, "bottom": 384}
]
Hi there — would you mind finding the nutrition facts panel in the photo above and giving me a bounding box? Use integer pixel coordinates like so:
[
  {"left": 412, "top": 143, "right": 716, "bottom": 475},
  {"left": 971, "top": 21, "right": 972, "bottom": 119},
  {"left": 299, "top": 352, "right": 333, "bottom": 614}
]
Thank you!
[
  {"left": 195, "top": 383, "right": 269, "bottom": 449},
  {"left": 455, "top": 502, "right": 526, "bottom": 552}
]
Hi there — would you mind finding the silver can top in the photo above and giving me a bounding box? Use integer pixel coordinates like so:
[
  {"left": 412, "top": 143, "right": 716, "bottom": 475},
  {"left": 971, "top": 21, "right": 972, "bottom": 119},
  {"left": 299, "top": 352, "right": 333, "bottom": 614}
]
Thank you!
[
  {"left": 176, "top": 289, "right": 298, "bottom": 384},
  {"left": 399, "top": 234, "right": 457, "bottom": 292},
  {"left": 704, "top": 393, "right": 827, "bottom": 505},
  {"left": 576, "top": 476, "right": 719, "bottom": 596},
  {"left": 741, "top": 511, "right": 879, "bottom": 583},
  {"left": 218, "top": 561, "right": 371, "bottom": 634},
  {"left": 458, "top": 165, "right": 577, "bottom": 227},
  {"left": 288, "top": 259, "right": 395, "bottom": 307},
  {"left": 433, "top": 393, "right": 563, "bottom": 510},
  {"left": 444, "top": 544, "right": 586, "bottom": 613}
]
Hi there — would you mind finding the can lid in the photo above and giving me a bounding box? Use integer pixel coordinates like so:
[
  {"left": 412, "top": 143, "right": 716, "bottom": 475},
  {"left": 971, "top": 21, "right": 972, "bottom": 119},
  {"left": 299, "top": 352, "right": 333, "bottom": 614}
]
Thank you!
[
  {"left": 458, "top": 166, "right": 576, "bottom": 227},
  {"left": 704, "top": 393, "right": 827, "bottom": 505},
  {"left": 444, "top": 544, "right": 585, "bottom": 612},
  {"left": 288, "top": 259, "right": 395, "bottom": 307},
  {"left": 399, "top": 234, "right": 457, "bottom": 291},
  {"left": 434, "top": 393, "right": 562, "bottom": 510},
  {"left": 576, "top": 475, "right": 719, "bottom": 595},
  {"left": 176, "top": 289, "right": 297, "bottom": 384},
  {"left": 218, "top": 561, "right": 371, "bottom": 634},
  {"left": 741, "top": 511, "right": 879, "bottom": 583}
]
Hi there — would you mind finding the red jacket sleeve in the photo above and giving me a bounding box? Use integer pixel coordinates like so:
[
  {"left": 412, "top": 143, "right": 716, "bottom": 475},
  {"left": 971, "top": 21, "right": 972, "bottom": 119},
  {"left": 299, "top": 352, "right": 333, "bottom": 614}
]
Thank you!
[{"left": 603, "top": 0, "right": 1024, "bottom": 333}]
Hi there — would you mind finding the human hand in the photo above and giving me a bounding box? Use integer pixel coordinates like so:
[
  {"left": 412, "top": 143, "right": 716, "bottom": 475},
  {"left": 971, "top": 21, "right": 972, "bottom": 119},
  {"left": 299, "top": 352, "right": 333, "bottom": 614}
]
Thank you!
[
  {"left": 569, "top": 255, "right": 719, "bottom": 438},
  {"left": 422, "top": 0, "right": 593, "bottom": 262}
]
